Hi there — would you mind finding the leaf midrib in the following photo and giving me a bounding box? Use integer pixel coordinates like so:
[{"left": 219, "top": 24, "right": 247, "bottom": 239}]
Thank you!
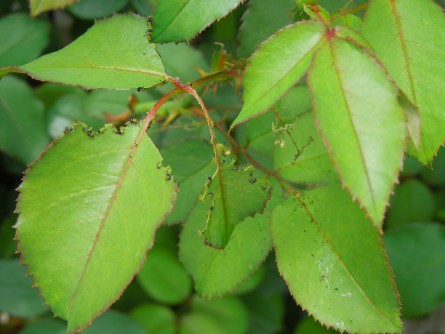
[
  {"left": 328, "top": 39, "right": 378, "bottom": 217},
  {"left": 24, "top": 64, "right": 167, "bottom": 79},
  {"left": 388, "top": 0, "right": 428, "bottom": 162},
  {"left": 68, "top": 126, "right": 147, "bottom": 315},
  {"left": 297, "top": 196, "right": 400, "bottom": 329},
  {"left": 243, "top": 28, "right": 324, "bottom": 118},
  {"left": 155, "top": 0, "right": 190, "bottom": 40}
]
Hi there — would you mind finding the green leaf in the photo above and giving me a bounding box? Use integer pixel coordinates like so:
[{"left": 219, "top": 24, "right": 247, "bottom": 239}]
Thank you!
[
  {"left": 30, "top": 0, "right": 79, "bottom": 16},
  {"left": 161, "top": 139, "right": 214, "bottom": 224},
  {"left": 0, "top": 76, "right": 50, "bottom": 164},
  {"left": 421, "top": 146, "right": 445, "bottom": 186},
  {"left": 232, "top": 266, "right": 265, "bottom": 295},
  {"left": 47, "top": 89, "right": 153, "bottom": 138},
  {"left": 317, "top": 0, "right": 367, "bottom": 13},
  {"left": 179, "top": 202, "right": 272, "bottom": 297},
  {"left": 179, "top": 296, "right": 249, "bottom": 334},
  {"left": 21, "top": 319, "right": 66, "bottom": 334},
  {"left": 237, "top": 0, "right": 295, "bottom": 58},
  {"left": 245, "top": 293, "right": 284, "bottom": 334},
  {"left": 308, "top": 37, "right": 406, "bottom": 227},
  {"left": 137, "top": 247, "right": 192, "bottom": 305},
  {"left": 46, "top": 93, "right": 99, "bottom": 138},
  {"left": 271, "top": 185, "right": 402, "bottom": 333},
  {"left": 85, "top": 89, "right": 151, "bottom": 119},
  {"left": 151, "top": 0, "right": 243, "bottom": 43},
  {"left": 232, "top": 22, "right": 325, "bottom": 128},
  {"left": 0, "top": 216, "right": 16, "bottom": 258},
  {"left": 384, "top": 223, "right": 445, "bottom": 318},
  {"left": 294, "top": 317, "right": 336, "bottom": 334},
  {"left": 242, "top": 260, "right": 286, "bottom": 334},
  {"left": 34, "top": 83, "right": 85, "bottom": 109},
  {"left": 200, "top": 152, "right": 270, "bottom": 248},
  {"left": 180, "top": 313, "right": 227, "bottom": 334},
  {"left": 401, "top": 155, "right": 424, "bottom": 177},
  {"left": 274, "top": 111, "right": 337, "bottom": 185},
  {"left": 0, "top": 13, "right": 50, "bottom": 67},
  {"left": 331, "top": 14, "right": 362, "bottom": 31},
  {"left": 15, "top": 122, "right": 176, "bottom": 333},
  {"left": 0, "top": 15, "right": 167, "bottom": 90},
  {"left": 240, "top": 86, "right": 312, "bottom": 171},
  {"left": 362, "top": 0, "right": 445, "bottom": 164},
  {"left": 130, "top": 303, "right": 176, "bottom": 334},
  {"left": 131, "top": 0, "right": 154, "bottom": 16},
  {"left": 0, "top": 259, "right": 48, "bottom": 318},
  {"left": 241, "top": 111, "right": 275, "bottom": 170},
  {"left": 68, "top": 0, "right": 129, "bottom": 20},
  {"left": 399, "top": 94, "right": 422, "bottom": 153},
  {"left": 386, "top": 179, "right": 435, "bottom": 229},
  {"left": 157, "top": 43, "right": 209, "bottom": 83},
  {"left": 82, "top": 310, "right": 146, "bottom": 334}
]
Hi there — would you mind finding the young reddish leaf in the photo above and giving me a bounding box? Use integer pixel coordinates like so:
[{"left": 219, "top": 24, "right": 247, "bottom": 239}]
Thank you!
[
  {"left": 308, "top": 37, "right": 405, "bottom": 228},
  {"left": 15, "top": 122, "right": 176, "bottom": 333},
  {"left": 231, "top": 22, "right": 325, "bottom": 128},
  {"left": 0, "top": 15, "right": 167, "bottom": 90},
  {"left": 362, "top": 0, "right": 445, "bottom": 165},
  {"left": 152, "top": 0, "right": 243, "bottom": 43},
  {"left": 271, "top": 185, "right": 402, "bottom": 333}
]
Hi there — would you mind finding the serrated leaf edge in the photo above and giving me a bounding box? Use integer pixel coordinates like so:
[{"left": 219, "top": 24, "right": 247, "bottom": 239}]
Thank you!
[
  {"left": 270, "top": 195, "right": 402, "bottom": 334},
  {"left": 14, "top": 121, "right": 177, "bottom": 333}
]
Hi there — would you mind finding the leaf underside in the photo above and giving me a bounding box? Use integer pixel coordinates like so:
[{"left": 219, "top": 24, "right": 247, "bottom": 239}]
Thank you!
[{"left": 15, "top": 122, "right": 176, "bottom": 333}]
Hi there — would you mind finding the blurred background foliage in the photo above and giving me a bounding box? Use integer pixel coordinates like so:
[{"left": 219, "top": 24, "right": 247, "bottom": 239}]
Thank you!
[{"left": 0, "top": 0, "right": 445, "bottom": 333}]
